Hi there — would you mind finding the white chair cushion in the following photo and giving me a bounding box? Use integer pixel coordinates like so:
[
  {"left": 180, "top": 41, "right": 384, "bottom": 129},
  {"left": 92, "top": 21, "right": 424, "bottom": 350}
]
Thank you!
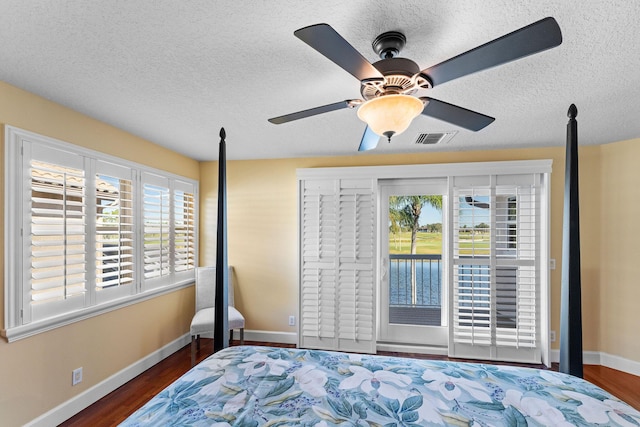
[{"left": 190, "top": 307, "right": 245, "bottom": 335}]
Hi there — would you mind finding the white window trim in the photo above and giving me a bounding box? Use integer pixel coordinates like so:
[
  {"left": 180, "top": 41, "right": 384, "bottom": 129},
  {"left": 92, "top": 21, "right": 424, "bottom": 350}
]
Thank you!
[
  {"left": 3, "top": 125, "right": 199, "bottom": 342},
  {"left": 297, "top": 160, "right": 552, "bottom": 181}
]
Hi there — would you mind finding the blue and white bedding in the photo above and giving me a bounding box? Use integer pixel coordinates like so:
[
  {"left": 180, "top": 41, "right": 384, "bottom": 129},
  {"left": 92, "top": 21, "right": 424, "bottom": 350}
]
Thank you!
[{"left": 121, "top": 345, "right": 640, "bottom": 426}]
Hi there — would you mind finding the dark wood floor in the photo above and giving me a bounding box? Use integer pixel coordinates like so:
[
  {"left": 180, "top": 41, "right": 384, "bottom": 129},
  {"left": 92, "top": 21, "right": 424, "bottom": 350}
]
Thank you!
[{"left": 59, "top": 339, "right": 640, "bottom": 426}]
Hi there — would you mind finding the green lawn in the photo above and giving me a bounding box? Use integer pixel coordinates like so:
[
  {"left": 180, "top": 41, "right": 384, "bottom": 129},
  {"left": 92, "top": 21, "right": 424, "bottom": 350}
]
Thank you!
[
  {"left": 389, "top": 231, "right": 490, "bottom": 255},
  {"left": 389, "top": 231, "right": 442, "bottom": 254}
]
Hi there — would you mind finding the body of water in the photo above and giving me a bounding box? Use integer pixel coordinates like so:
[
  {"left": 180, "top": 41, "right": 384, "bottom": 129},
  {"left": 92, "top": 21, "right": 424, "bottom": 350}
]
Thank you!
[{"left": 389, "top": 260, "right": 442, "bottom": 307}]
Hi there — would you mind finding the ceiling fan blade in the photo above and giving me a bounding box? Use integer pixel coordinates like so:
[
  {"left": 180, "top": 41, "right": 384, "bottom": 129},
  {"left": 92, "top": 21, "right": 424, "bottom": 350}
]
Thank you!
[
  {"left": 421, "top": 17, "right": 562, "bottom": 87},
  {"left": 268, "top": 100, "right": 355, "bottom": 124},
  {"left": 358, "top": 126, "right": 380, "bottom": 151},
  {"left": 421, "top": 97, "right": 495, "bottom": 131},
  {"left": 295, "top": 23, "right": 384, "bottom": 81}
]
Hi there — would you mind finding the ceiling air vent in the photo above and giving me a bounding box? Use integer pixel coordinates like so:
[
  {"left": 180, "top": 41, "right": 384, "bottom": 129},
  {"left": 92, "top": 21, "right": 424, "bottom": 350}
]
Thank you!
[{"left": 415, "top": 131, "right": 457, "bottom": 145}]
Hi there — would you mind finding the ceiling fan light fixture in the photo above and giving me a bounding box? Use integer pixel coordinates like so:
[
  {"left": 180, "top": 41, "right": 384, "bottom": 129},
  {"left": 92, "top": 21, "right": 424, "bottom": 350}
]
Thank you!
[{"left": 357, "top": 94, "right": 424, "bottom": 141}]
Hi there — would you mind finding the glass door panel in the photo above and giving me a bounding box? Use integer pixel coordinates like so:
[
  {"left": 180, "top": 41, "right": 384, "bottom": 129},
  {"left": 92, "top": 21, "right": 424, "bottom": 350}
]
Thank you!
[{"left": 379, "top": 179, "right": 448, "bottom": 347}]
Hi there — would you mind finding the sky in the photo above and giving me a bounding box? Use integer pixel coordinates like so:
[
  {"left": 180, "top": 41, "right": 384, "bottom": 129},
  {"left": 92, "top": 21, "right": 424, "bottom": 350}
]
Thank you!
[
  {"left": 419, "top": 203, "right": 442, "bottom": 225},
  {"left": 417, "top": 196, "right": 491, "bottom": 226}
]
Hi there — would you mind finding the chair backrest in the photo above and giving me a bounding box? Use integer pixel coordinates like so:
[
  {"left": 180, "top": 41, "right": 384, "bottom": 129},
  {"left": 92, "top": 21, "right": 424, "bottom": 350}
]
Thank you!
[{"left": 194, "top": 266, "right": 235, "bottom": 312}]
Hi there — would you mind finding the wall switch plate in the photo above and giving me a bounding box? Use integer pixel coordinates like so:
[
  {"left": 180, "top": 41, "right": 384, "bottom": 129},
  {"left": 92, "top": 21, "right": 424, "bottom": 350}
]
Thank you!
[
  {"left": 550, "top": 330, "right": 556, "bottom": 342},
  {"left": 550, "top": 259, "right": 556, "bottom": 270},
  {"left": 72, "top": 367, "right": 83, "bottom": 386},
  {"left": 288, "top": 315, "right": 295, "bottom": 326}
]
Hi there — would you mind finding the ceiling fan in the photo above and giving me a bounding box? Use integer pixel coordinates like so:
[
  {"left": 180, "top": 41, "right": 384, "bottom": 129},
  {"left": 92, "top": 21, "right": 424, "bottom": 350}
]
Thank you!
[{"left": 268, "top": 17, "right": 562, "bottom": 151}]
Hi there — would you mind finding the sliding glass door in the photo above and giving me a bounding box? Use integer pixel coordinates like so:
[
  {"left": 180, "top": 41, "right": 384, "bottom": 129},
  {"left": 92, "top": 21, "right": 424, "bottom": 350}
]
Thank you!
[{"left": 298, "top": 161, "right": 550, "bottom": 363}]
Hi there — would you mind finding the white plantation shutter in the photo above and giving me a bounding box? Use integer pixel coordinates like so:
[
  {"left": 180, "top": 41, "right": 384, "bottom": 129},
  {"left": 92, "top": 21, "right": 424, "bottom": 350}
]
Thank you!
[
  {"left": 28, "top": 146, "right": 87, "bottom": 323},
  {"left": 452, "top": 186, "right": 492, "bottom": 347},
  {"left": 451, "top": 174, "right": 541, "bottom": 363},
  {"left": 5, "top": 126, "right": 199, "bottom": 341},
  {"left": 142, "top": 173, "right": 171, "bottom": 288},
  {"left": 337, "top": 181, "right": 375, "bottom": 352},
  {"left": 300, "top": 179, "right": 337, "bottom": 348},
  {"left": 299, "top": 177, "right": 376, "bottom": 353},
  {"left": 95, "top": 161, "right": 135, "bottom": 303},
  {"left": 495, "top": 184, "right": 537, "bottom": 351},
  {"left": 173, "top": 180, "right": 196, "bottom": 276}
]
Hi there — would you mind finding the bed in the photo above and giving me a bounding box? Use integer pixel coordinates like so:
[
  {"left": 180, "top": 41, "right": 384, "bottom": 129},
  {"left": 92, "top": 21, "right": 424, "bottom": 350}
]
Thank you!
[{"left": 120, "top": 345, "right": 640, "bottom": 426}]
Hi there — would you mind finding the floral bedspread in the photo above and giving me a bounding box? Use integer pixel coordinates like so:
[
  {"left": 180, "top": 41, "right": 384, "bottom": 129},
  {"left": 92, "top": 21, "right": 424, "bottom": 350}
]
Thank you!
[{"left": 120, "top": 345, "right": 640, "bottom": 426}]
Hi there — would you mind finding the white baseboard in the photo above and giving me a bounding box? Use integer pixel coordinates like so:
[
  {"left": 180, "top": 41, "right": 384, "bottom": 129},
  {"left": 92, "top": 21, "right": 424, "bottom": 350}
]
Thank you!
[
  {"left": 244, "top": 329, "right": 298, "bottom": 345},
  {"left": 550, "top": 349, "right": 640, "bottom": 377},
  {"left": 600, "top": 352, "right": 640, "bottom": 377},
  {"left": 200, "top": 329, "right": 298, "bottom": 345},
  {"left": 550, "top": 349, "right": 602, "bottom": 365},
  {"left": 26, "top": 333, "right": 191, "bottom": 427},
  {"left": 376, "top": 342, "right": 449, "bottom": 356}
]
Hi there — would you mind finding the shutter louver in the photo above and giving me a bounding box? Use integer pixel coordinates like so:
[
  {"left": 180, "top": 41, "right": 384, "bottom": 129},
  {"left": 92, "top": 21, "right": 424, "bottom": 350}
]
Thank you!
[
  {"left": 30, "top": 160, "right": 87, "bottom": 320},
  {"left": 143, "top": 183, "right": 170, "bottom": 281}
]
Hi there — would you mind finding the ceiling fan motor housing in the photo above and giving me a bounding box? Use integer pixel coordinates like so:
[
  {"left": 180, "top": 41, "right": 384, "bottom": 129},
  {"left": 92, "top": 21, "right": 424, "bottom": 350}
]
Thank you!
[{"left": 361, "top": 57, "right": 430, "bottom": 99}]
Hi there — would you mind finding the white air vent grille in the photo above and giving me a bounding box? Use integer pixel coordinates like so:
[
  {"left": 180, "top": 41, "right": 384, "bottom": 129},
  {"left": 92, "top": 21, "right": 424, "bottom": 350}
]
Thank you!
[{"left": 415, "top": 131, "right": 457, "bottom": 145}]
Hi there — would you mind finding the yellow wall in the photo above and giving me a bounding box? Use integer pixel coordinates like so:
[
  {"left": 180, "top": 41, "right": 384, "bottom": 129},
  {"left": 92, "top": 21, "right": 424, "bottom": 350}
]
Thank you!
[
  {"left": 0, "top": 82, "right": 199, "bottom": 426},
  {"left": 599, "top": 139, "right": 640, "bottom": 361}
]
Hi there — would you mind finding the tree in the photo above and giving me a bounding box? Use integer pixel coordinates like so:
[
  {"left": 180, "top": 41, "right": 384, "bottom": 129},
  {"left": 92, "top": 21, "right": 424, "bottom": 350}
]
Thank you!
[
  {"left": 388, "top": 202, "right": 405, "bottom": 250},
  {"left": 389, "top": 195, "right": 442, "bottom": 305},
  {"left": 428, "top": 223, "right": 442, "bottom": 233},
  {"left": 390, "top": 195, "right": 442, "bottom": 254},
  {"left": 476, "top": 222, "right": 490, "bottom": 234}
]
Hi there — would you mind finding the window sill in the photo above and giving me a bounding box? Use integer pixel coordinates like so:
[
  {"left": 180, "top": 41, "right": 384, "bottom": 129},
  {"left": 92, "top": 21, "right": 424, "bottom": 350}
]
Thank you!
[{"left": 1, "top": 279, "right": 194, "bottom": 343}]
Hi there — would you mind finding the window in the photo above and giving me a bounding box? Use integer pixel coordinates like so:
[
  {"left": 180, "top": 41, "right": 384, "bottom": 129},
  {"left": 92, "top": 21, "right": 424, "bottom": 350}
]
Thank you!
[{"left": 3, "top": 126, "right": 198, "bottom": 342}]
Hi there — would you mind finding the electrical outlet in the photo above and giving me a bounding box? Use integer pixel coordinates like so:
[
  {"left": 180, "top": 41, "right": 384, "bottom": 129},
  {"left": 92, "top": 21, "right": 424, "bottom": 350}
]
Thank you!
[
  {"left": 288, "top": 315, "right": 295, "bottom": 326},
  {"left": 550, "top": 330, "right": 556, "bottom": 342},
  {"left": 72, "top": 367, "right": 83, "bottom": 386}
]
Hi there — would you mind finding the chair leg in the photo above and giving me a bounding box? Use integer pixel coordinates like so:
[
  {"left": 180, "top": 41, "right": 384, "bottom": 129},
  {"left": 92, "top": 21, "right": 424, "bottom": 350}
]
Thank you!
[
  {"left": 229, "top": 329, "right": 233, "bottom": 346},
  {"left": 196, "top": 334, "right": 200, "bottom": 350},
  {"left": 240, "top": 328, "right": 244, "bottom": 345},
  {"left": 191, "top": 335, "right": 196, "bottom": 367}
]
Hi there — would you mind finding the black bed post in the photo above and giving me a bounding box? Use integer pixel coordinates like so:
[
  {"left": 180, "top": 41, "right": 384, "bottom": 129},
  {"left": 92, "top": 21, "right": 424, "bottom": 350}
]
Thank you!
[
  {"left": 559, "top": 104, "right": 583, "bottom": 377},
  {"left": 213, "top": 127, "right": 229, "bottom": 353}
]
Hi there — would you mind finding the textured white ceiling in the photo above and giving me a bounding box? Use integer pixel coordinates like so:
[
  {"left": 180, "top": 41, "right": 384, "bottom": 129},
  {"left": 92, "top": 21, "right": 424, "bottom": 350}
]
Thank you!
[{"left": 1, "top": 0, "right": 639, "bottom": 160}]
